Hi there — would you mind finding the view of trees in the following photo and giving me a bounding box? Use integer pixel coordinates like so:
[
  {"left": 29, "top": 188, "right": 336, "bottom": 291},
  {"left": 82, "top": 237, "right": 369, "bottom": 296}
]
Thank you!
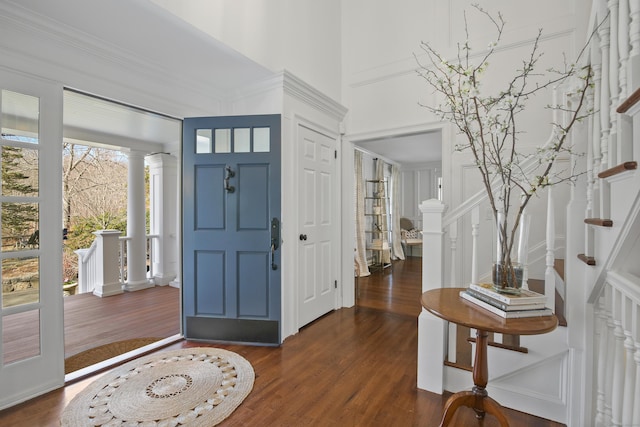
[
  {"left": 1, "top": 146, "right": 38, "bottom": 243},
  {"left": 62, "top": 143, "right": 131, "bottom": 282},
  {"left": 2, "top": 141, "right": 141, "bottom": 285},
  {"left": 63, "top": 143, "right": 128, "bottom": 236}
]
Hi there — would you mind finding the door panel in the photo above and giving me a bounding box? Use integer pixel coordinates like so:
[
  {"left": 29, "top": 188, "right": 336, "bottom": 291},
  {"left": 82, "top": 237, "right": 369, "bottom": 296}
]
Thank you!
[
  {"left": 195, "top": 251, "right": 224, "bottom": 315},
  {"left": 183, "top": 114, "right": 281, "bottom": 344},
  {"left": 238, "top": 164, "right": 269, "bottom": 229},
  {"left": 298, "top": 124, "right": 336, "bottom": 327},
  {"left": 194, "top": 166, "right": 225, "bottom": 229},
  {"left": 237, "top": 252, "right": 269, "bottom": 316}
]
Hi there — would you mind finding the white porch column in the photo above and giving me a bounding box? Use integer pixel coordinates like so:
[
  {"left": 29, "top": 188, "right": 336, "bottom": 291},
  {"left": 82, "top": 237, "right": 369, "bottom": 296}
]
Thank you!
[
  {"left": 417, "top": 199, "right": 447, "bottom": 393},
  {"left": 92, "top": 229, "right": 123, "bottom": 297},
  {"left": 123, "top": 150, "right": 153, "bottom": 292},
  {"left": 146, "top": 153, "right": 178, "bottom": 286}
]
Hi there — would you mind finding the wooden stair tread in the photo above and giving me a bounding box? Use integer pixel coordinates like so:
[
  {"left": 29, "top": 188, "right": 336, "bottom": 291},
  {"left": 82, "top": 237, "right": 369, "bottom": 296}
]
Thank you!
[
  {"left": 578, "top": 253, "right": 596, "bottom": 266},
  {"left": 584, "top": 218, "right": 613, "bottom": 227},
  {"left": 597, "top": 161, "right": 637, "bottom": 179}
]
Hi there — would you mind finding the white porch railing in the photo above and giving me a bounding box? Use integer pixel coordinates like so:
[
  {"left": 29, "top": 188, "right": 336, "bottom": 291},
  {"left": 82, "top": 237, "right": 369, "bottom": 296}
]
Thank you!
[
  {"left": 118, "top": 234, "right": 159, "bottom": 284},
  {"left": 75, "top": 230, "right": 160, "bottom": 295}
]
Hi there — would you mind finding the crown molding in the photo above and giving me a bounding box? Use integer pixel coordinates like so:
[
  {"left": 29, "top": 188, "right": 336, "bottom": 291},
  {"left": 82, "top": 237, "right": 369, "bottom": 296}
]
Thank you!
[
  {"left": 224, "top": 71, "right": 348, "bottom": 122},
  {"left": 280, "top": 71, "right": 347, "bottom": 121}
]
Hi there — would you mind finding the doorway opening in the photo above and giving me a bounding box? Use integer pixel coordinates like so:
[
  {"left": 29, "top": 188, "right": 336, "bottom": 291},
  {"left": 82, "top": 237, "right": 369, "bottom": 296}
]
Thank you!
[
  {"left": 351, "top": 130, "right": 442, "bottom": 319},
  {"left": 61, "top": 89, "right": 182, "bottom": 375},
  {"left": 352, "top": 130, "right": 442, "bottom": 276}
]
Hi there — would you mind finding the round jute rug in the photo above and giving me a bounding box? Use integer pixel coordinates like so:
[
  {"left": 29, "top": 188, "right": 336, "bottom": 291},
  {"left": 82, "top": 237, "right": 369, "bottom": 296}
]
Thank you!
[{"left": 61, "top": 347, "right": 254, "bottom": 427}]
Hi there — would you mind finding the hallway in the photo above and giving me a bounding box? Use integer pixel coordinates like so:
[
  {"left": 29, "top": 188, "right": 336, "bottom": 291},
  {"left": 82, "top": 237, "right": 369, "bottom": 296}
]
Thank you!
[{"left": 0, "top": 258, "right": 564, "bottom": 426}]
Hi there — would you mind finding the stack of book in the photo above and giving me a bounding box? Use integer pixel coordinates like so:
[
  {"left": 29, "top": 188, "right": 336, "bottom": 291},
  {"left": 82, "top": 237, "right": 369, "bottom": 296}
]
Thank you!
[{"left": 460, "top": 283, "right": 553, "bottom": 318}]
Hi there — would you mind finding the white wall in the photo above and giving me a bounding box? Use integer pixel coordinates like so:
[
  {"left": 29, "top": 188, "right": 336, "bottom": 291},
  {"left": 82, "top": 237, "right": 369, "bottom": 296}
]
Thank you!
[
  {"left": 341, "top": 1, "right": 590, "bottom": 207},
  {"left": 149, "top": 0, "right": 343, "bottom": 102},
  {"left": 341, "top": 0, "right": 588, "bottom": 136},
  {"left": 341, "top": 1, "right": 589, "bottom": 281},
  {"left": 400, "top": 162, "right": 441, "bottom": 228}
]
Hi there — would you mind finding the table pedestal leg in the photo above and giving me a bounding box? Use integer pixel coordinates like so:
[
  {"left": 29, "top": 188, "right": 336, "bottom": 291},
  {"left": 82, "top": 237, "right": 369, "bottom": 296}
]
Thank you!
[{"left": 438, "top": 329, "right": 510, "bottom": 427}]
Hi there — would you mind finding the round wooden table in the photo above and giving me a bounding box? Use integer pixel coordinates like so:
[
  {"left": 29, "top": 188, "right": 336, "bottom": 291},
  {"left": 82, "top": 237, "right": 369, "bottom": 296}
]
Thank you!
[{"left": 421, "top": 288, "right": 558, "bottom": 427}]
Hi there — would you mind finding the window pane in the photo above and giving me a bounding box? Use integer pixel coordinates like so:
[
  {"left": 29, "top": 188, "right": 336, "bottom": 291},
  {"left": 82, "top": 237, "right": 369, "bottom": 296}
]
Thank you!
[
  {"left": 195, "top": 129, "right": 212, "bottom": 153},
  {"left": 214, "top": 129, "right": 231, "bottom": 153},
  {"left": 1, "top": 146, "right": 38, "bottom": 196},
  {"left": 2, "top": 203, "right": 38, "bottom": 252},
  {"left": 254, "top": 127, "right": 270, "bottom": 152},
  {"left": 2, "top": 256, "right": 39, "bottom": 308},
  {"left": 1, "top": 90, "right": 39, "bottom": 144},
  {"left": 234, "top": 128, "right": 250, "bottom": 153},
  {"left": 2, "top": 309, "right": 40, "bottom": 365}
]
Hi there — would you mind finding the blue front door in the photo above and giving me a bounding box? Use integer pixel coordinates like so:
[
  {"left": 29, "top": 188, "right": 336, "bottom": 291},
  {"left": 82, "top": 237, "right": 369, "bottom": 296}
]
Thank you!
[{"left": 182, "top": 115, "right": 281, "bottom": 344}]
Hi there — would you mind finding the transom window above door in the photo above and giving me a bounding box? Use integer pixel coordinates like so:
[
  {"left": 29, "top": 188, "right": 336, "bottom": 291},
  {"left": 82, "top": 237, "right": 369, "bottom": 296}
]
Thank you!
[{"left": 195, "top": 127, "right": 270, "bottom": 154}]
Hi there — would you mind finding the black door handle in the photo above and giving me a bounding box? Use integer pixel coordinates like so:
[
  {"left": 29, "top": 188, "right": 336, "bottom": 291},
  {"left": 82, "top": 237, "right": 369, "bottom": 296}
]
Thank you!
[
  {"left": 224, "top": 166, "right": 235, "bottom": 193},
  {"left": 271, "top": 218, "right": 280, "bottom": 271},
  {"left": 299, "top": 234, "right": 307, "bottom": 241}
]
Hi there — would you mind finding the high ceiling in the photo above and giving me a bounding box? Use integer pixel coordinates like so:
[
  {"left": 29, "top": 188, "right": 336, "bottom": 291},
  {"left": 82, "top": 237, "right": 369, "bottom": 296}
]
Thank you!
[
  {"left": 4, "top": 0, "right": 442, "bottom": 164},
  {"left": 353, "top": 131, "right": 442, "bottom": 166},
  {"left": 4, "top": 0, "right": 272, "bottom": 151}
]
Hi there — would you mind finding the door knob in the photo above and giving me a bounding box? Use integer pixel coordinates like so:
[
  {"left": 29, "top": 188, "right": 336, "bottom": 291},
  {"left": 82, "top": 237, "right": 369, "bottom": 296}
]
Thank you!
[{"left": 299, "top": 234, "right": 307, "bottom": 241}]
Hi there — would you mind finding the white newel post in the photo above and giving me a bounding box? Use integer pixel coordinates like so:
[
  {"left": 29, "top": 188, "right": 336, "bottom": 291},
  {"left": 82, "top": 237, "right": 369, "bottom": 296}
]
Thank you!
[
  {"left": 123, "top": 150, "right": 153, "bottom": 292},
  {"left": 417, "top": 199, "right": 447, "bottom": 393},
  {"left": 92, "top": 229, "right": 123, "bottom": 297},
  {"left": 147, "top": 153, "right": 178, "bottom": 287}
]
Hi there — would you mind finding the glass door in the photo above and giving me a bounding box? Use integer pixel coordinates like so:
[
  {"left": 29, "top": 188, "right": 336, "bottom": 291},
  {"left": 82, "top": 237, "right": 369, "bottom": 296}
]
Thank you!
[{"left": 0, "top": 70, "right": 64, "bottom": 410}]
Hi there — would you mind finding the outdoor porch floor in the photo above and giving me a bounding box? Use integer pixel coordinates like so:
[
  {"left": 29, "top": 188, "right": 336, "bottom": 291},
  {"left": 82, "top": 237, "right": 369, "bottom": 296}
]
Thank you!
[{"left": 3, "top": 285, "right": 180, "bottom": 365}]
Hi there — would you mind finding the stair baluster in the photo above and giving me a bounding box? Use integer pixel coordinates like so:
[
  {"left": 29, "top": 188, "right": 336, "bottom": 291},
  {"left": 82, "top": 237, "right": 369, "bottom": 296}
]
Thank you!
[
  {"left": 610, "top": 289, "right": 626, "bottom": 427},
  {"left": 621, "top": 322, "right": 637, "bottom": 426},
  {"left": 545, "top": 186, "right": 556, "bottom": 309},
  {"left": 592, "top": 276, "right": 640, "bottom": 427},
  {"left": 594, "top": 297, "right": 608, "bottom": 427}
]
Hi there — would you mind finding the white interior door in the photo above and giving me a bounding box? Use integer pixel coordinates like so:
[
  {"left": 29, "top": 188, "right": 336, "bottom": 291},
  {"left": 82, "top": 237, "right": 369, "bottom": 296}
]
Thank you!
[
  {"left": 298, "top": 124, "right": 337, "bottom": 328},
  {"left": 0, "top": 70, "right": 64, "bottom": 409}
]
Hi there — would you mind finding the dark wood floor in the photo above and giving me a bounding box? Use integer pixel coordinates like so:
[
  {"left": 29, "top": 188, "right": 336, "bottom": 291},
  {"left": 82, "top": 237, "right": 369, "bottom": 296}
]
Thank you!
[{"left": 0, "top": 257, "right": 565, "bottom": 426}]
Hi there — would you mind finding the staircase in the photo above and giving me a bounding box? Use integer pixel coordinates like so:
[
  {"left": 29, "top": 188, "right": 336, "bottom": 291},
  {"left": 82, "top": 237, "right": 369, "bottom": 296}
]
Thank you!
[
  {"left": 417, "top": 1, "right": 640, "bottom": 425},
  {"left": 585, "top": 88, "right": 640, "bottom": 425}
]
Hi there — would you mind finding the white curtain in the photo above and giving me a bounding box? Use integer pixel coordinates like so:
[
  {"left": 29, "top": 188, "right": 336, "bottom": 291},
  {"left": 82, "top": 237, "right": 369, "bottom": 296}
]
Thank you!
[
  {"left": 354, "top": 151, "right": 370, "bottom": 277},
  {"left": 390, "top": 165, "right": 405, "bottom": 260}
]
